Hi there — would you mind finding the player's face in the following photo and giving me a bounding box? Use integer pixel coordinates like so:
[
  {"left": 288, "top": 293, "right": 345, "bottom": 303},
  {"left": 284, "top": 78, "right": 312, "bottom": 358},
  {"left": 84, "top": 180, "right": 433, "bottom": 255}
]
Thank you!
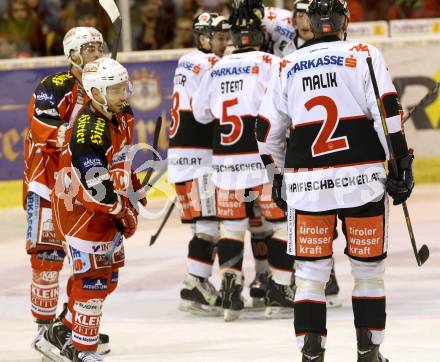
[
  {"left": 106, "top": 81, "right": 131, "bottom": 113},
  {"left": 210, "top": 31, "right": 231, "bottom": 57},
  {"left": 294, "top": 11, "right": 313, "bottom": 41},
  {"left": 81, "top": 42, "right": 104, "bottom": 65}
]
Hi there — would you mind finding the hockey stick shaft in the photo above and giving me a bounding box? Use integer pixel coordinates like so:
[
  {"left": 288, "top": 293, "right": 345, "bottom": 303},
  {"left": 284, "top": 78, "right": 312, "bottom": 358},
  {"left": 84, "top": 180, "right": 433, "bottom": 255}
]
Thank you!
[
  {"left": 99, "top": 0, "right": 122, "bottom": 60},
  {"left": 366, "top": 56, "right": 429, "bottom": 266},
  {"left": 149, "top": 196, "right": 177, "bottom": 246},
  {"left": 141, "top": 115, "right": 162, "bottom": 189}
]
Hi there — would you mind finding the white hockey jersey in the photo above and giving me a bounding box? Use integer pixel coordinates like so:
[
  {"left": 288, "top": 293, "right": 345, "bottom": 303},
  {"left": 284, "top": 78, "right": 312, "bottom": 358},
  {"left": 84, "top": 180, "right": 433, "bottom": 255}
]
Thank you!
[
  {"left": 168, "top": 49, "right": 219, "bottom": 183},
  {"left": 257, "top": 37, "right": 407, "bottom": 212},
  {"left": 193, "top": 50, "right": 280, "bottom": 190},
  {"left": 262, "top": 7, "right": 305, "bottom": 58}
]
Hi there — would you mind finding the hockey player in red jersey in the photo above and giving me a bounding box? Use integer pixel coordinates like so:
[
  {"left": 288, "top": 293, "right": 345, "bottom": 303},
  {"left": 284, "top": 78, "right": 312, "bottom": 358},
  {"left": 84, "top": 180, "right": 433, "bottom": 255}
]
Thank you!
[
  {"left": 23, "top": 26, "right": 112, "bottom": 355},
  {"left": 257, "top": 0, "right": 413, "bottom": 360},
  {"left": 192, "top": 22, "right": 296, "bottom": 321},
  {"left": 36, "top": 58, "right": 139, "bottom": 362},
  {"left": 168, "top": 12, "right": 231, "bottom": 314}
]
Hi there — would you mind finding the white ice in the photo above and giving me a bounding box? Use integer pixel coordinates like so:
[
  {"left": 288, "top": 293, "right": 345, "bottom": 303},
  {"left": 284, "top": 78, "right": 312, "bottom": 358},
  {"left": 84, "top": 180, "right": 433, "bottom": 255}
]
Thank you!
[{"left": 0, "top": 185, "right": 439, "bottom": 362}]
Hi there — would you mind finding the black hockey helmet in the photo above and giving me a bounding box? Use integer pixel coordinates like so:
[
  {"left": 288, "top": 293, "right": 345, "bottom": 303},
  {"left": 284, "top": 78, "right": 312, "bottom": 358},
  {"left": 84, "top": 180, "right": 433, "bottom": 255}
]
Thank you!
[
  {"left": 231, "top": 22, "right": 265, "bottom": 48},
  {"left": 307, "top": 0, "right": 349, "bottom": 34},
  {"left": 193, "top": 12, "right": 231, "bottom": 50}
]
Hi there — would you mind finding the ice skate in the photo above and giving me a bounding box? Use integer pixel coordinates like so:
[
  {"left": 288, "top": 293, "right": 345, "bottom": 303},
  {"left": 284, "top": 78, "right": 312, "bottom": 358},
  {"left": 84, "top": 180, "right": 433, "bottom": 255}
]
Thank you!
[
  {"left": 302, "top": 333, "right": 325, "bottom": 362},
  {"left": 74, "top": 350, "right": 104, "bottom": 362},
  {"left": 34, "top": 318, "right": 73, "bottom": 362},
  {"left": 179, "top": 274, "right": 222, "bottom": 316},
  {"left": 249, "top": 271, "right": 269, "bottom": 308},
  {"left": 264, "top": 278, "right": 295, "bottom": 319},
  {"left": 325, "top": 266, "right": 342, "bottom": 308},
  {"left": 357, "top": 329, "right": 389, "bottom": 362},
  {"left": 220, "top": 272, "right": 244, "bottom": 322}
]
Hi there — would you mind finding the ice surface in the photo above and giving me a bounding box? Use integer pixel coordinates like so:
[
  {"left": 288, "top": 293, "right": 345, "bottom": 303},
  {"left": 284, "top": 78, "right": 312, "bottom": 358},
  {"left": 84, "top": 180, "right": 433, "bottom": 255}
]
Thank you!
[{"left": 0, "top": 185, "right": 439, "bottom": 361}]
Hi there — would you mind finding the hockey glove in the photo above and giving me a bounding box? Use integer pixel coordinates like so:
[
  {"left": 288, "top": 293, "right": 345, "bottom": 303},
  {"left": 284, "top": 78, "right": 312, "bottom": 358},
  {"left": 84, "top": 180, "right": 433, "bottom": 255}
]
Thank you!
[
  {"left": 230, "top": 0, "right": 264, "bottom": 28},
  {"left": 113, "top": 201, "right": 138, "bottom": 239},
  {"left": 386, "top": 149, "right": 415, "bottom": 205},
  {"left": 272, "top": 173, "right": 287, "bottom": 212}
]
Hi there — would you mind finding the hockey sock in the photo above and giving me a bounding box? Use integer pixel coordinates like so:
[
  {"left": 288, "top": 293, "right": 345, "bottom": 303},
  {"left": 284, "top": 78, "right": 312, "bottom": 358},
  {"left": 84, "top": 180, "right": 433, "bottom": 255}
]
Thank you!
[
  {"left": 267, "top": 236, "right": 294, "bottom": 285},
  {"left": 31, "top": 268, "right": 60, "bottom": 321},
  {"left": 250, "top": 235, "right": 269, "bottom": 274},
  {"left": 187, "top": 236, "right": 216, "bottom": 278},
  {"left": 217, "top": 238, "right": 244, "bottom": 273}
]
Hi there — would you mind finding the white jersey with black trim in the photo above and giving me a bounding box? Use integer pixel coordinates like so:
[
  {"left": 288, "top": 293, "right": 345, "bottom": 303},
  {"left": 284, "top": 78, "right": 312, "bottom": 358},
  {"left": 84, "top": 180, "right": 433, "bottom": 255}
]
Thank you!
[
  {"left": 193, "top": 50, "right": 280, "bottom": 190},
  {"left": 262, "top": 7, "right": 305, "bottom": 57},
  {"left": 257, "top": 38, "right": 405, "bottom": 212},
  {"left": 168, "top": 49, "right": 219, "bottom": 183}
]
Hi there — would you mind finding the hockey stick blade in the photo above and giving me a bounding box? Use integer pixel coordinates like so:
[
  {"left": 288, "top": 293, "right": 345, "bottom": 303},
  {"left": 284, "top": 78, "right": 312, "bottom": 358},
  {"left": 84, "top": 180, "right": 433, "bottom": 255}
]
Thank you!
[
  {"left": 99, "top": 0, "right": 120, "bottom": 22},
  {"left": 99, "top": 0, "right": 122, "bottom": 60},
  {"left": 149, "top": 198, "right": 176, "bottom": 246},
  {"left": 417, "top": 244, "right": 429, "bottom": 266}
]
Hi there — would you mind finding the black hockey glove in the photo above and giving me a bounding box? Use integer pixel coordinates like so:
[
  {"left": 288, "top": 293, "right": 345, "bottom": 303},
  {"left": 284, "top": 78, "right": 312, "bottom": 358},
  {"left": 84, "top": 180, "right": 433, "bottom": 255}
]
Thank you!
[
  {"left": 272, "top": 173, "right": 287, "bottom": 212},
  {"left": 230, "top": 0, "right": 264, "bottom": 28},
  {"left": 386, "top": 150, "right": 415, "bottom": 205}
]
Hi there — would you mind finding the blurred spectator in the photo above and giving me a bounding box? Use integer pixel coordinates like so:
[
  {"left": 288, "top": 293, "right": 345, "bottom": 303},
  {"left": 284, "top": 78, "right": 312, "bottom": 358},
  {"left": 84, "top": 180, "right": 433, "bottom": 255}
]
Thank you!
[
  {"left": 163, "top": 16, "right": 194, "bottom": 49},
  {"left": 76, "top": 3, "right": 99, "bottom": 28},
  {"left": 387, "top": 0, "right": 440, "bottom": 20},
  {"left": 27, "top": 0, "right": 61, "bottom": 33},
  {"left": 0, "top": 33, "right": 18, "bottom": 58},
  {"left": 132, "top": 0, "right": 174, "bottom": 50},
  {"left": 348, "top": 0, "right": 367, "bottom": 22},
  {"left": 0, "top": 0, "right": 45, "bottom": 56}
]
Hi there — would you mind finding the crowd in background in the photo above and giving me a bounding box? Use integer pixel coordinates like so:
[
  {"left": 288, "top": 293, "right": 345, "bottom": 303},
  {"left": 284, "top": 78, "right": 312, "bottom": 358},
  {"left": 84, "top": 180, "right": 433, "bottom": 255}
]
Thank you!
[{"left": 0, "top": 0, "right": 439, "bottom": 59}]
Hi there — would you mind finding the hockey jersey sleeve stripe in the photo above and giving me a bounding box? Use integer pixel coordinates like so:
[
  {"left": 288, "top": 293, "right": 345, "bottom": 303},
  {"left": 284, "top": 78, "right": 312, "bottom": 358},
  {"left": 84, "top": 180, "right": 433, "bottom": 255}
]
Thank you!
[{"left": 381, "top": 92, "right": 401, "bottom": 118}]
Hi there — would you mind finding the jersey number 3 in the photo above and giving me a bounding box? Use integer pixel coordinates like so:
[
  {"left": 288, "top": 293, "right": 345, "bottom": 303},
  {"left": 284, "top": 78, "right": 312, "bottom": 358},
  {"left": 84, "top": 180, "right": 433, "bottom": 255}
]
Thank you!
[
  {"left": 221, "top": 98, "right": 243, "bottom": 146},
  {"left": 169, "top": 92, "right": 180, "bottom": 138},
  {"left": 305, "top": 95, "right": 349, "bottom": 157}
]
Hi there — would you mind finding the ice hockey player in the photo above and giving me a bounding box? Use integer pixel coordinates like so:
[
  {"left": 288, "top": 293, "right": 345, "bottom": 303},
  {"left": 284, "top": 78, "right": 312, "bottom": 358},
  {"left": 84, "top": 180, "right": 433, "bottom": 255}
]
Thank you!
[
  {"left": 256, "top": 0, "right": 413, "bottom": 360},
  {"left": 168, "top": 12, "right": 231, "bottom": 314},
  {"left": 192, "top": 20, "right": 296, "bottom": 322},
  {"left": 262, "top": 0, "right": 342, "bottom": 307},
  {"left": 23, "top": 26, "right": 112, "bottom": 356},
  {"left": 36, "top": 58, "right": 140, "bottom": 362}
]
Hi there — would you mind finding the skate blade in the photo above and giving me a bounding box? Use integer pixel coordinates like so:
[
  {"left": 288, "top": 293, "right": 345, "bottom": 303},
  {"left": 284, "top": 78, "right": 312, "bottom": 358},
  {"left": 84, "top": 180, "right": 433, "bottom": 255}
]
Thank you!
[
  {"left": 179, "top": 300, "right": 222, "bottom": 316},
  {"left": 97, "top": 342, "right": 111, "bottom": 355},
  {"left": 326, "top": 294, "right": 342, "bottom": 308},
  {"left": 224, "top": 308, "right": 241, "bottom": 322},
  {"left": 34, "top": 337, "right": 69, "bottom": 362},
  {"left": 264, "top": 306, "right": 294, "bottom": 319}
]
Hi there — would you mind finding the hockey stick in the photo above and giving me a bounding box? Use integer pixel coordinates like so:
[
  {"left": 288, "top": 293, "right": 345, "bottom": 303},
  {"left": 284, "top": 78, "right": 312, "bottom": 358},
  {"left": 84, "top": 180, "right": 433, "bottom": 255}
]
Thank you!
[
  {"left": 366, "top": 56, "right": 429, "bottom": 267},
  {"left": 141, "top": 115, "right": 163, "bottom": 190},
  {"left": 99, "top": 0, "right": 122, "bottom": 60},
  {"left": 149, "top": 196, "right": 177, "bottom": 246}
]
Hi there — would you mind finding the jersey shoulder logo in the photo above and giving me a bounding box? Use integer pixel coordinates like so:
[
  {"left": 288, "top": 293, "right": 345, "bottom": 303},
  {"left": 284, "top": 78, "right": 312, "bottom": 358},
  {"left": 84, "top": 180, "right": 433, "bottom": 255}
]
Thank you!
[
  {"left": 261, "top": 55, "right": 273, "bottom": 66},
  {"left": 349, "top": 43, "right": 371, "bottom": 56},
  {"left": 279, "top": 59, "right": 291, "bottom": 75}
]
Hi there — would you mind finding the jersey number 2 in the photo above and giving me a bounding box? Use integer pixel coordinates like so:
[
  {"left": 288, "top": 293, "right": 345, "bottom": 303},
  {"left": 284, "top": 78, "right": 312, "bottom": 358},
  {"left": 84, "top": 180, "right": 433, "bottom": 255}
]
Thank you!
[
  {"left": 305, "top": 96, "right": 349, "bottom": 157},
  {"left": 221, "top": 98, "right": 243, "bottom": 146}
]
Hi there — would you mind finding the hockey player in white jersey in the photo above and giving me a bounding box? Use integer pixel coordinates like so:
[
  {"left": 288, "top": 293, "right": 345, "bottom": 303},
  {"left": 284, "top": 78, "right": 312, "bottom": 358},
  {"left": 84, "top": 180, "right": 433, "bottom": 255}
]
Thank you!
[
  {"left": 261, "top": 0, "right": 342, "bottom": 307},
  {"left": 256, "top": 0, "right": 414, "bottom": 361},
  {"left": 168, "top": 12, "right": 230, "bottom": 314},
  {"left": 193, "top": 22, "right": 295, "bottom": 322}
]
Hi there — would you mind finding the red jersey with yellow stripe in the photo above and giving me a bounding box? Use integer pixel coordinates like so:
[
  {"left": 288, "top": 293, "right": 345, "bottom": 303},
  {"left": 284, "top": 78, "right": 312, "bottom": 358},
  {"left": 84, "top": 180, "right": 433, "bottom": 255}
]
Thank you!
[{"left": 23, "top": 71, "right": 88, "bottom": 207}]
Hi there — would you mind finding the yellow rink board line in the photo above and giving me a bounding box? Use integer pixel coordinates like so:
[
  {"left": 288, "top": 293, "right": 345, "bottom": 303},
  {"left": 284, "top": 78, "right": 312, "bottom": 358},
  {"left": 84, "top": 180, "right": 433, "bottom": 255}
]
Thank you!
[{"left": 2, "top": 158, "right": 440, "bottom": 209}]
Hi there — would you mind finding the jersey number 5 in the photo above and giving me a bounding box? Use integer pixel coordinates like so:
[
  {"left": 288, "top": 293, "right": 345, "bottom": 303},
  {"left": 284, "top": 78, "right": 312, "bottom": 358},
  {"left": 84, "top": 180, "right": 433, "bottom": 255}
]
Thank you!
[
  {"left": 169, "top": 92, "right": 180, "bottom": 138},
  {"left": 221, "top": 98, "right": 243, "bottom": 146},
  {"left": 305, "top": 95, "right": 349, "bottom": 157}
]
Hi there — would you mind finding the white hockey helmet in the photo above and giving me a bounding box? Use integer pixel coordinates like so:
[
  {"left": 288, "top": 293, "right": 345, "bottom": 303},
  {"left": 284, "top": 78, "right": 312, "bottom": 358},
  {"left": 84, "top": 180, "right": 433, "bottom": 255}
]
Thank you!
[
  {"left": 82, "top": 58, "right": 131, "bottom": 112},
  {"left": 63, "top": 27, "right": 104, "bottom": 68}
]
